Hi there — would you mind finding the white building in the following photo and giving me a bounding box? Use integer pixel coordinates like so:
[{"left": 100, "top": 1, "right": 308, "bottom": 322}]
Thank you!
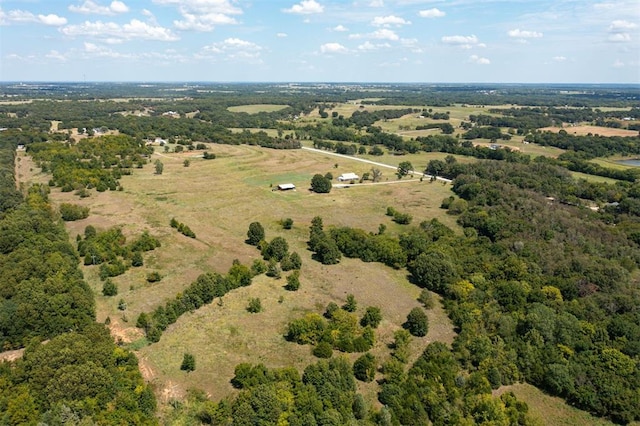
[{"left": 338, "top": 172, "right": 359, "bottom": 182}]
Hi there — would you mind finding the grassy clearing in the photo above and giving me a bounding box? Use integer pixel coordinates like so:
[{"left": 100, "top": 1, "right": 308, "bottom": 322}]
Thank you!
[
  {"left": 571, "top": 171, "right": 621, "bottom": 184},
  {"left": 227, "top": 104, "right": 289, "bottom": 114},
  {"left": 590, "top": 156, "right": 640, "bottom": 171},
  {"left": 495, "top": 383, "right": 638, "bottom": 426},
  {"left": 25, "top": 143, "right": 458, "bottom": 405}
]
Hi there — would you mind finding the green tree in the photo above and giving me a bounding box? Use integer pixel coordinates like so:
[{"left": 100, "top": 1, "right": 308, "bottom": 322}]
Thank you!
[
  {"left": 343, "top": 294, "right": 357, "bottom": 312},
  {"left": 311, "top": 173, "right": 332, "bottom": 193},
  {"left": 181, "top": 353, "right": 196, "bottom": 372},
  {"left": 246, "top": 221, "right": 265, "bottom": 246},
  {"left": 285, "top": 270, "right": 301, "bottom": 291},
  {"left": 281, "top": 217, "right": 294, "bottom": 229},
  {"left": 183, "top": 159, "right": 190, "bottom": 167},
  {"left": 102, "top": 279, "right": 118, "bottom": 296},
  {"left": 313, "top": 341, "right": 333, "bottom": 358},
  {"left": 404, "top": 307, "right": 429, "bottom": 337},
  {"left": 154, "top": 159, "right": 163, "bottom": 175},
  {"left": 360, "top": 306, "right": 382, "bottom": 328},
  {"left": 396, "top": 161, "right": 413, "bottom": 179},
  {"left": 131, "top": 251, "right": 143, "bottom": 267},
  {"left": 247, "top": 297, "right": 262, "bottom": 313},
  {"left": 353, "top": 353, "right": 376, "bottom": 382},
  {"left": 263, "top": 236, "right": 289, "bottom": 261}
]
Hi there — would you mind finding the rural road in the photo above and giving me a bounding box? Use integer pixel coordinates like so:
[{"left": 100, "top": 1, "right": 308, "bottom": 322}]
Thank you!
[{"left": 301, "top": 146, "right": 452, "bottom": 184}]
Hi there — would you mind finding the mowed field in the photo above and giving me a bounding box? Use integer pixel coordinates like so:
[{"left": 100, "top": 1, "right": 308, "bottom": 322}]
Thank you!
[{"left": 20, "top": 143, "right": 457, "bottom": 405}]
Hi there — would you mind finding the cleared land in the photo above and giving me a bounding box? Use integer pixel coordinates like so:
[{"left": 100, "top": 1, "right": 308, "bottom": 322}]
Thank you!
[
  {"left": 20, "top": 143, "right": 457, "bottom": 405},
  {"left": 227, "top": 104, "right": 290, "bottom": 114},
  {"left": 540, "top": 125, "right": 639, "bottom": 137},
  {"left": 495, "top": 383, "right": 640, "bottom": 426}
]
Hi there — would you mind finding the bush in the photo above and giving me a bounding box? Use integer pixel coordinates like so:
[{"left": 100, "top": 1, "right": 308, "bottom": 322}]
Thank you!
[
  {"left": 311, "top": 173, "right": 332, "bottom": 193},
  {"left": 418, "top": 289, "right": 435, "bottom": 309},
  {"left": 404, "top": 307, "right": 429, "bottom": 337},
  {"left": 313, "top": 341, "right": 333, "bottom": 358},
  {"left": 247, "top": 298, "right": 262, "bottom": 313},
  {"left": 59, "top": 203, "right": 90, "bottom": 221},
  {"left": 281, "top": 218, "right": 294, "bottom": 229},
  {"left": 147, "top": 272, "right": 162, "bottom": 283},
  {"left": 360, "top": 306, "right": 382, "bottom": 328},
  {"left": 246, "top": 221, "right": 265, "bottom": 245},
  {"left": 102, "top": 279, "right": 118, "bottom": 296},
  {"left": 353, "top": 353, "right": 376, "bottom": 382},
  {"left": 131, "top": 251, "right": 144, "bottom": 267},
  {"left": 181, "top": 353, "right": 196, "bottom": 372},
  {"left": 251, "top": 258, "right": 267, "bottom": 276},
  {"left": 285, "top": 270, "right": 301, "bottom": 291},
  {"left": 343, "top": 294, "right": 357, "bottom": 312}
]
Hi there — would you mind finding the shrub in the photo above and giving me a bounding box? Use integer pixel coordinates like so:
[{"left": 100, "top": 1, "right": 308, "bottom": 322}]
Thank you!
[
  {"left": 343, "top": 294, "right": 357, "bottom": 312},
  {"left": 360, "top": 306, "right": 382, "bottom": 328},
  {"left": 246, "top": 221, "right": 265, "bottom": 245},
  {"left": 353, "top": 353, "right": 376, "bottom": 382},
  {"left": 59, "top": 203, "right": 90, "bottom": 221},
  {"left": 281, "top": 218, "right": 294, "bottom": 229},
  {"left": 181, "top": 353, "right": 196, "bottom": 372},
  {"left": 247, "top": 298, "right": 262, "bottom": 313},
  {"left": 285, "top": 270, "right": 301, "bottom": 291},
  {"left": 147, "top": 272, "right": 162, "bottom": 283},
  {"left": 404, "top": 307, "right": 429, "bottom": 337},
  {"left": 313, "top": 342, "right": 333, "bottom": 358},
  {"left": 102, "top": 279, "right": 118, "bottom": 296}
]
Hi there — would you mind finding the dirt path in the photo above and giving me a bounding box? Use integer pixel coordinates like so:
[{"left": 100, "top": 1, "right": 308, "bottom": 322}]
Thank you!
[{"left": 301, "top": 146, "right": 452, "bottom": 183}]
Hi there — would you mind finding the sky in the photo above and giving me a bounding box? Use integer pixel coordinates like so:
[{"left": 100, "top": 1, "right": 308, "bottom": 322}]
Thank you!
[{"left": 0, "top": 0, "right": 639, "bottom": 83}]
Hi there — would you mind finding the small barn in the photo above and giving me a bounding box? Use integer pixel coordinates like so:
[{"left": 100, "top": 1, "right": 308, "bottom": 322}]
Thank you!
[
  {"left": 338, "top": 172, "right": 359, "bottom": 182},
  {"left": 277, "top": 183, "right": 296, "bottom": 191}
]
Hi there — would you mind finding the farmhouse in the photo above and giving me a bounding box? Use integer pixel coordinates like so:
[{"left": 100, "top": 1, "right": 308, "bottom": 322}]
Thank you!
[
  {"left": 277, "top": 183, "right": 296, "bottom": 191},
  {"left": 338, "top": 172, "right": 359, "bottom": 182}
]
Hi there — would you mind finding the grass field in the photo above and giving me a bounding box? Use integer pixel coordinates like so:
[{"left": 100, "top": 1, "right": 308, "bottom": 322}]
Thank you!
[
  {"left": 21, "top": 143, "right": 458, "bottom": 406},
  {"left": 495, "top": 383, "right": 640, "bottom": 426},
  {"left": 227, "top": 104, "right": 290, "bottom": 114}
]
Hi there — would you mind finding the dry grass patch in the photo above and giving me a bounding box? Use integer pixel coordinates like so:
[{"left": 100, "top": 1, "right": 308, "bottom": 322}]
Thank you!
[
  {"left": 227, "top": 104, "right": 289, "bottom": 114},
  {"left": 494, "top": 383, "right": 636, "bottom": 426},
  {"left": 540, "top": 125, "right": 639, "bottom": 137}
]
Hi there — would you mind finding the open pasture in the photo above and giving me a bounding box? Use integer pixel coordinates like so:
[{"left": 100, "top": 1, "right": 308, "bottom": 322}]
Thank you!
[
  {"left": 540, "top": 125, "right": 639, "bottom": 137},
  {"left": 29, "top": 143, "right": 458, "bottom": 403},
  {"left": 227, "top": 104, "right": 290, "bottom": 114}
]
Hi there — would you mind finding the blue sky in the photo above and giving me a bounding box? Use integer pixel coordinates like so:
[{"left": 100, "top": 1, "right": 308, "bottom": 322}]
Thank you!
[{"left": 0, "top": 0, "right": 638, "bottom": 83}]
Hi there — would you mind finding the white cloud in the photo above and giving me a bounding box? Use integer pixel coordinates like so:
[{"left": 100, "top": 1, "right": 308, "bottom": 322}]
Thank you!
[
  {"left": 612, "top": 59, "right": 625, "bottom": 68},
  {"left": 174, "top": 13, "right": 238, "bottom": 31},
  {"left": 332, "top": 24, "right": 348, "bottom": 32},
  {"left": 0, "top": 9, "right": 68, "bottom": 26},
  {"left": 200, "top": 38, "right": 263, "bottom": 62},
  {"left": 61, "top": 19, "right": 179, "bottom": 41},
  {"left": 608, "top": 33, "right": 631, "bottom": 42},
  {"left": 442, "top": 34, "right": 481, "bottom": 49},
  {"left": 369, "top": 0, "right": 384, "bottom": 6},
  {"left": 553, "top": 56, "right": 567, "bottom": 62},
  {"left": 508, "top": 29, "right": 543, "bottom": 39},
  {"left": 38, "top": 14, "right": 68, "bottom": 26},
  {"left": 69, "top": 1, "right": 129, "bottom": 15},
  {"left": 153, "top": 0, "right": 242, "bottom": 15},
  {"left": 283, "top": 0, "right": 324, "bottom": 15},
  {"left": 609, "top": 20, "right": 637, "bottom": 31},
  {"left": 371, "top": 15, "right": 410, "bottom": 27},
  {"left": 153, "top": 0, "right": 241, "bottom": 31},
  {"left": 46, "top": 50, "right": 67, "bottom": 61},
  {"left": 349, "top": 28, "right": 399, "bottom": 41},
  {"left": 358, "top": 41, "right": 390, "bottom": 51},
  {"left": 277, "top": 32, "right": 288, "bottom": 37},
  {"left": 469, "top": 55, "right": 490, "bottom": 65},
  {"left": 320, "top": 42, "right": 348, "bottom": 54},
  {"left": 418, "top": 8, "right": 445, "bottom": 18}
]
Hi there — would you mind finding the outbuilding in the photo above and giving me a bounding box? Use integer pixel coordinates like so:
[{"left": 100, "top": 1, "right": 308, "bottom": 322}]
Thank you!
[
  {"left": 277, "top": 183, "right": 296, "bottom": 191},
  {"left": 338, "top": 172, "right": 359, "bottom": 182}
]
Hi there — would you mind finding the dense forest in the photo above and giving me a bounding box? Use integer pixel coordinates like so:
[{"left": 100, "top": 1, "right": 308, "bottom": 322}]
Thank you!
[{"left": 0, "top": 83, "right": 639, "bottom": 425}]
